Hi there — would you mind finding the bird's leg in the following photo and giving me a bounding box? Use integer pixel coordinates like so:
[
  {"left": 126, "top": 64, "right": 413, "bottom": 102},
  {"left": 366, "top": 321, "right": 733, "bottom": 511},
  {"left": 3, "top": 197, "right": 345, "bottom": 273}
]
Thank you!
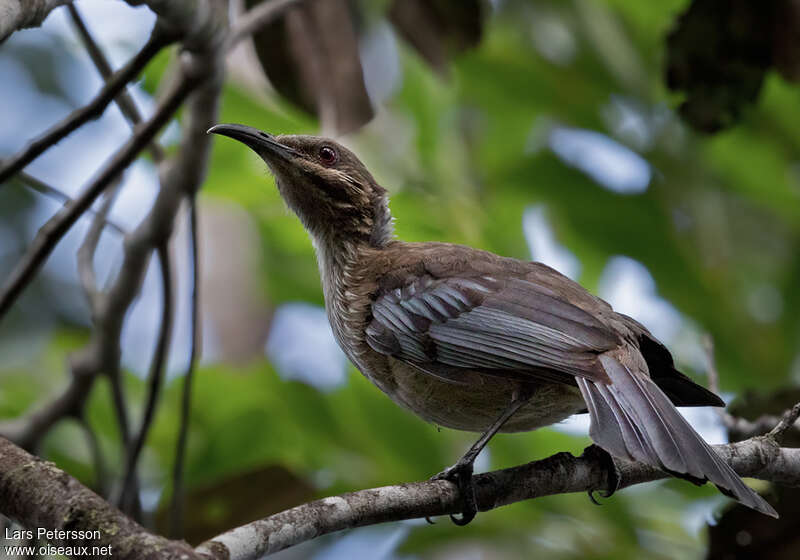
[
  {"left": 581, "top": 443, "right": 621, "bottom": 504},
  {"left": 432, "top": 387, "right": 533, "bottom": 526}
]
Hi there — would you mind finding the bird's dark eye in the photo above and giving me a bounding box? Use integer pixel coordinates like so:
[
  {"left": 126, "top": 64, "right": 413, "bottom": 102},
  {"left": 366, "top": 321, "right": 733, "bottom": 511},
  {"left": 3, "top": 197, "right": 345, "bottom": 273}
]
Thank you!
[{"left": 318, "top": 146, "right": 337, "bottom": 166}]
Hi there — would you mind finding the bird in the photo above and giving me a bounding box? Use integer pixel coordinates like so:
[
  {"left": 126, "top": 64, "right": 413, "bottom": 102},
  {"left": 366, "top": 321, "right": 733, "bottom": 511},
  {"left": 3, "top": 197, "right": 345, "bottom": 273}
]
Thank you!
[{"left": 208, "top": 123, "right": 777, "bottom": 523}]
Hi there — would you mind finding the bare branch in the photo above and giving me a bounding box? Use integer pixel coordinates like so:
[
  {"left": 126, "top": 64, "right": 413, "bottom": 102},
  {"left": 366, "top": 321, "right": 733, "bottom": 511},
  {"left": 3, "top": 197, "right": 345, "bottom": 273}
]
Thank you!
[
  {"left": 1, "top": 0, "right": 226, "bottom": 537},
  {"left": 0, "top": 0, "right": 70, "bottom": 43},
  {"left": 120, "top": 243, "right": 174, "bottom": 513},
  {"left": 726, "top": 414, "right": 800, "bottom": 440},
  {"left": 89, "top": 2, "right": 223, "bottom": 515},
  {"left": 77, "top": 188, "right": 122, "bottom": 310},
  {"left": 1, "top": 0, "right": 224, "bottom": 527},
  {"left": 0, "top": 61, "right": 196, "bottom": 323},
  {"left": 0, "top": 26, "right": 174, "bottom": 185},
  {"left": 0, "top": 436, "right": 206, "bottom": 560},
  {"left": 108, "top": 363, "right": 133, "bottom": 442},
  {"left": 4, "top": 169, "right": 126, "bottom": 236},
  {"left": 769, "top": 402, "right": 800, "bottom": 441},
  {"left": 0, "top": 355, "right": 96, "bottom": 450},
  {"left": 169, "top": 198, "right": 200, "bottom": 538},
  {"left": 67, "top": 3, "right": 165, "bottom": 162},
  {"left": 64, "top": 9, "right": 179, "bottom": 516},
  {"left": 79, "top": 417, "right": 109, "bottom": 496},
  {"left": 226, "top": 0, "right": 302, "bottom": 50},
  {"left": 190, "top": 436, "right": 790, "bottom": 559},
  {"left": 3, "top": 424, "right": 799, "bottom": 559},
  {"left": 0, "top": 48, "right": 206, "bottom": 464}
]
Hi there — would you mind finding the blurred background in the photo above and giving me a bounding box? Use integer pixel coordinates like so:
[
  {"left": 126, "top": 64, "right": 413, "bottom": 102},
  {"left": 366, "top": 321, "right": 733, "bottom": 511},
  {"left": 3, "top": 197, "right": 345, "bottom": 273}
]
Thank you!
[{"left": 1, "top": 0, "right": 799, "bottom": 558}]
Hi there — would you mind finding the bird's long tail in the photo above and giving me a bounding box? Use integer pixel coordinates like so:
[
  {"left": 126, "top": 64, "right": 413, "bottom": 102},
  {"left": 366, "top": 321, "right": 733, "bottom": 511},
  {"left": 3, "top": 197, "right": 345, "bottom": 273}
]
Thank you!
[{"left": 576, "top": 353, "right": 777, "bottom": 517}]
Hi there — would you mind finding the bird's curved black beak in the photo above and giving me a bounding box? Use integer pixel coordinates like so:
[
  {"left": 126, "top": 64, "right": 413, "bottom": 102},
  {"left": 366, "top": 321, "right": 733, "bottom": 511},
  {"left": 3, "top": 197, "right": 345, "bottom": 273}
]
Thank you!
[{"left": 207, "top": 123, "right": 299, "bottom": 160}]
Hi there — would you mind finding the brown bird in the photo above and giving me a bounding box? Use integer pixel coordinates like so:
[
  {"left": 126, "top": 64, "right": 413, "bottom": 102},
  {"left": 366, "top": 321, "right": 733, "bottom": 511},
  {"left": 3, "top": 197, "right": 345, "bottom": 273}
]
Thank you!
[{"left": 208, "top": 123, "right": 777, "bottom": 523}]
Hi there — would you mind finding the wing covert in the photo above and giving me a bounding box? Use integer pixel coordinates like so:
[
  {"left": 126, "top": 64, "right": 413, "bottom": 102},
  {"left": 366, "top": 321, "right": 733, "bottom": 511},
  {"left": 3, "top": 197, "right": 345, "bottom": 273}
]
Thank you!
[{"left": 366, "top": 274, "right": 620, "bottom": 382}]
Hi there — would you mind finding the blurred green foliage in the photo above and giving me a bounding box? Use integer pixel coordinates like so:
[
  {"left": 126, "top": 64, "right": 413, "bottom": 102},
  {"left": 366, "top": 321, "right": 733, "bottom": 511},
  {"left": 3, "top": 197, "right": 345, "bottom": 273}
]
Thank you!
[{"left": 2, "top": 1, "right": 799, "bottom": 558}]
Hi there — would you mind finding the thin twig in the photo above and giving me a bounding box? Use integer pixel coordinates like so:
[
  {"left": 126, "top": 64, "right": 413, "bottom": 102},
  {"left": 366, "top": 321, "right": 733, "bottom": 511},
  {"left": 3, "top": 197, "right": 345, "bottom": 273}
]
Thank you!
[
  {"left": 225, "top": 0, "right": 302, "bottom": 50},
  {"left": 108, "top": 367, "right": 133, "bottom": 448},
  {"left": 0, "top": 355, "right": 96, "bottom": 450},
  {"left": 77, "top": 178, "right": 123, "bottom": 306},
  {"left": 727, "top": 414, "right": 797, "bottom": 439},
  {"left": 120, "top": 243, "right": 174, "bottom": 514},
  {"left": 768, "top": 402, "right": 800, "bottom": 442},
  {"left": 67, "top": 3, "right": 165, "bottom": 162},
  {"left": 169, "top": 197, "right": 200, "bottom": 538},
  {"left": 0, "top": 26, "right": 175, "bottom": 185},
  {"left": 13, "top": 169, "right": 127, "bottom": 235},
  {"left": 0, "top": 67, "right": 196, "bottom": 323},
  {"left": 73, "top": 174, "right": 134, "bottom": 507},
  {"left": 108, "top": 352, "right": 144, "bottom": 519},
  {"left": 80, "top": 417, "right": 109, "bottom": 496}
]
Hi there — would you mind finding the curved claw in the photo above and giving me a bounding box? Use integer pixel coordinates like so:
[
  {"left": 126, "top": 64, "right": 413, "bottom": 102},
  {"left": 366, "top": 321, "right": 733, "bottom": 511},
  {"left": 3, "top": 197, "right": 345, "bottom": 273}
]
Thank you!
[
  {"left": 432, "top": 461, "right": 478, "bottom": 526},
  {"left": 582, "top": 444, "right": 620, "bottom": 505},
  {"left": 450, "top": 509, "right": 476, "bottom": 526}
]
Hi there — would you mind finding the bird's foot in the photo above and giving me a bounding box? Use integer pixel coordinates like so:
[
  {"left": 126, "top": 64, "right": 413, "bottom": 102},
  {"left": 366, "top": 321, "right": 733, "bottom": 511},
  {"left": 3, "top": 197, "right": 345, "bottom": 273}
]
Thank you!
[
  {"left": 431, "top": 460, "right": 478, "bottom": 526},
  {"left": 582, "top": 444, "right": 620, "bottom": 505}
]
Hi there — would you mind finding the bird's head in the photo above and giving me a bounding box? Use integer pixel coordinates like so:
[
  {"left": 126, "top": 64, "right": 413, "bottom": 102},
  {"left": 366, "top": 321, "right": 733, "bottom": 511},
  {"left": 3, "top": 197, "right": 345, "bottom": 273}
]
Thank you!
[{"left": 208, "top": 124, "right": 392, "bottom": 249}]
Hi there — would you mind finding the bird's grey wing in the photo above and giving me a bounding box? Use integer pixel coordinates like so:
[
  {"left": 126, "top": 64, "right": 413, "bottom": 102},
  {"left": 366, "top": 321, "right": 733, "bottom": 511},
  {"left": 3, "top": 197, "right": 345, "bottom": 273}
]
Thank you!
[{"left": 365, "top": 274, "right": 619, "bottom": 384}]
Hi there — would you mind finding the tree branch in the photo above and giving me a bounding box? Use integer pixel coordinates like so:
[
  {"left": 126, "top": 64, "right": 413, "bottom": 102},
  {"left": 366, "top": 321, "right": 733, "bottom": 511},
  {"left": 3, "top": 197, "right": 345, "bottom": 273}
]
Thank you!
[
  {"left": 0, "top": 0, "right": 70, "bottom": 43},
  {"left": 79, "top": 417, "right": 108, "bottom": 497},
  {"left": 0, "top": 357, "right": 95, "bottom": 450},
  {"left": 120, "top": 243, "right": 174, "bottom": 513},
  {"left": 0, "top": 50, "right": 204, "bottom": 454},
  {"left": 1, "top": 0, "right": 223, "bottom": 530},
  {"left": 77, "top": 179, "right": 122, "bottom": 309},
  {"left": 13, "top": 170, "right": 126, "bottom": 236},
  {"left": 67, "top": 3, "right": 165, "bottom": 162},
  {"left": 0, "top": 26, "right": 175, "bottom": 185},
  {"left": 3, "top": 425, "right": 798, "bottom": 560},
  {"left": 769, "top": 402, "right": 800, "bottom": 441},
  {"left": 169, "top": 197, "right": 200, "bottom": 538},
  {"left": 0, "top": 58, "right": 196, "bottom": 323},
  {"left": 0, "top": 436, "right": 204, "bottom": 560},
  {"left": 225, "top": 0, "right": 302, "bottom": 50},
  {"left": 197, "top": 435, "right": 800, "bottom": 560}
]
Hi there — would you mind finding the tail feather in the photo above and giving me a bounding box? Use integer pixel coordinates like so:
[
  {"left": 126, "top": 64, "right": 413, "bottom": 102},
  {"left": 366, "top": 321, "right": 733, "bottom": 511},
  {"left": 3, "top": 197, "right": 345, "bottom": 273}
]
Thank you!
[
  {"left": 592, "top": 381, "right": 661, "bottom": 466},
  {"left": 577, "top": 354, "right": 777, "bottom": 518}
]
